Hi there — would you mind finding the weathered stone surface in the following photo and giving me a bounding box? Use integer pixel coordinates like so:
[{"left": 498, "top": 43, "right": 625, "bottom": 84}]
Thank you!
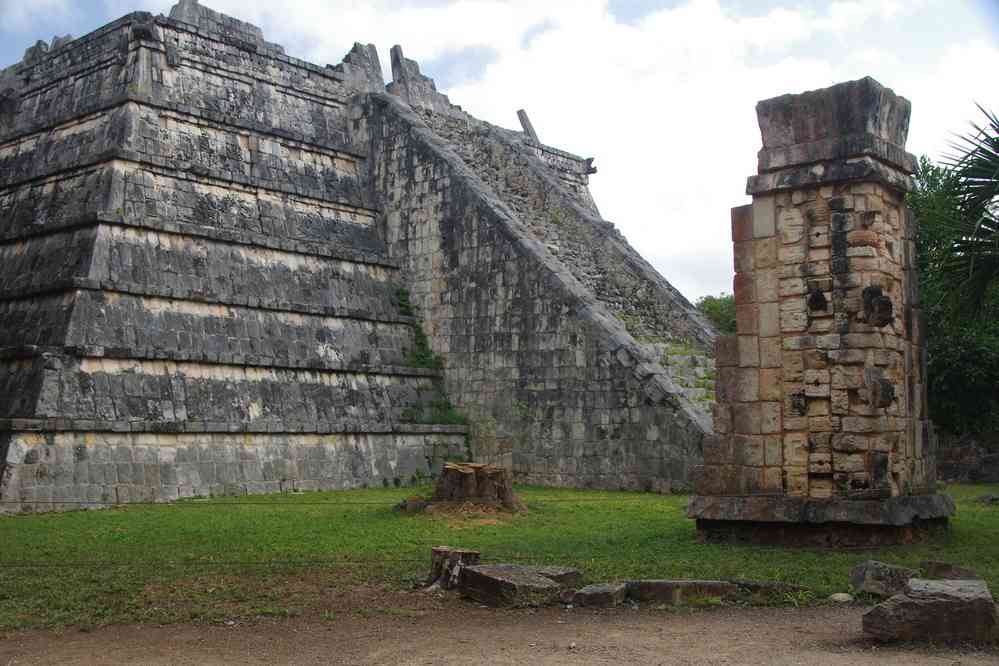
[
  {"left": 921, "top": 561, "right": 981, "bottom": 581},
  {"left": 457, "top": 564, "right": 564, "bottom": 607},
  {"left": 626, "top": 580, "right": 739, "bottom": 605},
  {"left": 850, "top": 560, "right": 918, "bottom": 598},
  {"left": 690, "top": 76, "right": 947, "bottom": 543},
  {"left": 0, "top": 0, "right": 737, "bottom": 511},
  {"left": 573, "top": 583, "right": 628, "bottom": 608},
  {"left": 863, "top": 579, "right": 999, "bottom": 643},
  {"left": 688, "top": 494, "right": 955, "bottom": 526}
]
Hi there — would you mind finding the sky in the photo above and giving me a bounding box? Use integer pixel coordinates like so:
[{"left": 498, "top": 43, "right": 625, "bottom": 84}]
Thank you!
[{"left": 2, "top": 0, "right": 997, "bottom": 300}]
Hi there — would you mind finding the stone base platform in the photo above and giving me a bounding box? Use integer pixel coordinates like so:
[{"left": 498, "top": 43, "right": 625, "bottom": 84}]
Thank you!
[{"left": 688, "top": 494, "right": 955, "bottom": 548}]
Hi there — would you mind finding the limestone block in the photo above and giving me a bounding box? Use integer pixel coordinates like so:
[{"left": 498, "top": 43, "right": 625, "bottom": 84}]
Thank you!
[
  {"left": 736, "top": 435, "right": 765, "bottom": 467},
  {"left": 760, "top": 402, "right": 782, "bottom": 434},
  {"left": 759, "top": 369, "right": 781, "bottom": 401},
  {"left": 783, "top": 433, "right": 808, "bottom": 466},
  {"left": 755, "top": 269, "right": 778, "bottom": 303},
  {"left": 760, "top": 338, "right": 782, "bottom": 368},
  {"left": 863, "top": 579, "right": 999, "bottom": 643},
  {"left": 759, "top": 302, "right": 780, "bottom": 337},
  {"left": 731, "top": 205, "right": 753, "bottom": 242},
  {"left": 738, "top": 336, "right": 760, "bottom": 368},
  {"left": 752, "top": 196, "right": 776, "bottom": 238},
  {"left": 733, "top": 404, "right": 761, "bottom": 434},
  {"left": 754, "top": 238, "right": 779, "bottom": 269}
]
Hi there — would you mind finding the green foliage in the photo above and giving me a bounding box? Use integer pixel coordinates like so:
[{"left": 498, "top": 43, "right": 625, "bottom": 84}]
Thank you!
[
  {"left": 938, "top": 106, "right": 999, "bottom": 314},
  {"left": 1, "top": 484, "right": 997, "bottom": 629},
  {"left": 405, "top": 325, "right": 443, "bottom": 370},
  {"left": 909, "top": 156, "right": 999, "bottom": 436},
  {"left": 695, "top": 293, "right": 736, "bottom": 334},
  {"left": 395, "top": 287, "right": 415, "bottom": 317},
  {"left": 400, "top": 396, "right": 467, "bottom": 426}
]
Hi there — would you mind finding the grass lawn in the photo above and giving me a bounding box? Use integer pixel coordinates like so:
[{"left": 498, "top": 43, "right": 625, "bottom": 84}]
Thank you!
[{"left": 1, "top": 483, "right": 997, "bottom": 630}]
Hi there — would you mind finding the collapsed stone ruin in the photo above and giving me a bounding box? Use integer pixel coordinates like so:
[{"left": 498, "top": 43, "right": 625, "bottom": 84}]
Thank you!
[
  {"left": 0, "top": 0, "right": 716, "bottom": 512},
  {"left": 0, "top": 0, "right": 954, "bottom": 548},
  {"left": 687, "top": 78, "right": 954, "bottom": 545}
]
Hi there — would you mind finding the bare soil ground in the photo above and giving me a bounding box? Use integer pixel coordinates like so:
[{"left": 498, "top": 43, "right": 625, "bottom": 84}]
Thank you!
[{"left": 1, "top": 588, "right": 996, "bottom": 666}]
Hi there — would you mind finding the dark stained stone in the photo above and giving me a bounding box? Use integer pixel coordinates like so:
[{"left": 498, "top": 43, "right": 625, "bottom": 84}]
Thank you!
[
  {"left": 457, "top": 564, "right": 563, "bottom": 608},
  {"left": 572, "top": 583, "right": 628, "bottom": 608},
  {"left": 863, "top": 579, "right": 999, "bottom": 643},
  {"left": 849, "top": 560, "right": 918, "bottom": 598},
  {"left": 626, "top": 580, "right": 739, "bottom": 605}
]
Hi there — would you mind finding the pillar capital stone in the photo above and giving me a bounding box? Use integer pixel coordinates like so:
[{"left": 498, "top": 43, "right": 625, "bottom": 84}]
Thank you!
[{"left": 748, "top": 77, "right": 917, "bottom": 196}]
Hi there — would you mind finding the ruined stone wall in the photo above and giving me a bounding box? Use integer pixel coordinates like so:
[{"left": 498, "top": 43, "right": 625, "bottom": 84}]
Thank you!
[
  {"left": 689, "top": 78, "right": 953, "bottom": 542},
  {"left": 350, "top": 93, "right": 710, "bottom": 490},
  {"left": 2, "top": 0, "right": 723, "bottom": 506},
  {"left": 0, "top": 6, "right": 467, "bottom": 512}
]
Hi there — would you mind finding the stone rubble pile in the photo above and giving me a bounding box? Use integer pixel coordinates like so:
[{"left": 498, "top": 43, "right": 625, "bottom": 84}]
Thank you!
[{"left": 852, "top": 559, "right": 997, "bottom": 643}]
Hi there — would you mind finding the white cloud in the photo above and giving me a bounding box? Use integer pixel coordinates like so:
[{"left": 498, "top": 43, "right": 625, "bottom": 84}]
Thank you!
[
  {"left": 0, "top": 0, "right": 74, "bottom": 33},
  {"left": 81, "top": 0, "right": 998, "bottom": 297}
]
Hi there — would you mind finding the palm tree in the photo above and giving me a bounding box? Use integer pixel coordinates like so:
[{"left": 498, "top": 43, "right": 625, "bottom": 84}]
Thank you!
[{"left": 941, "top": 106, "right": 999, "bottom": 315}]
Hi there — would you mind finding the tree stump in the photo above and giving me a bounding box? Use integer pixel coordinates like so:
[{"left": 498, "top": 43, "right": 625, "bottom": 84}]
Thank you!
[
  {"left": 426, "top": 546, "right": 480, "bottom": 590},
  {"left": 431, "top": 463, "right": 522, "bottom": 510}
]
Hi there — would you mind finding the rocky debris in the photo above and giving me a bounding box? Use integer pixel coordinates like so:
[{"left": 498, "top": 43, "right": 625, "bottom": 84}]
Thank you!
[
  {"left": 921, "top": 560, "right": 981, "bottom": 580},
  {"left": 627, "top": 580, "right": 739, "bottom": 605},
  {"left": 829, "top": 593, "right": 854, "bottom": 603},
  {"left": 863, "top": 578, "right": 999, "bottom": 642},
  {"left": 426, "top": 546, "right": 480, "bottom": 590},
  {"left": 572, "top": 583, "right": 628, "bottom": 608},
  {"left": 457, "top": 564, "right": 581, "bottom": 607},
  {"left": 849, "top": 560, "right": 918, "bottom": 598},
  {"left": 976, "top": 494, "right": 999, "bottom": 505}
]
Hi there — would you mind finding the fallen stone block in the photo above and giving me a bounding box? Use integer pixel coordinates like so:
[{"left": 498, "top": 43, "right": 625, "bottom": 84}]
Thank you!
[
  {"left": 457, "top": 564, "right": 567, "bottom": 607},
  {"left": 863, "top": 578, "right": 999, "bottom": 643},
  {"left": 527, "top": 565, "right": 583, "bottom": 588},
  {"left": 921, "top": 560, "right": 981, "bottom": 580},
  {"left": 849, "top": 560, "right": 918, "bottom": 598},
  {"left": 573, "top": 583, "right": 628, "bottom": 608},
  {"left": 626, "top": 580, "right": 739, "bottom": 605}
]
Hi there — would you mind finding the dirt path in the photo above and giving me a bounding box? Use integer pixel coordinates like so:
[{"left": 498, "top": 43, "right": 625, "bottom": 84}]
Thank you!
[{"left": 2, "top": 602, "right": 996, "bottom": 665}]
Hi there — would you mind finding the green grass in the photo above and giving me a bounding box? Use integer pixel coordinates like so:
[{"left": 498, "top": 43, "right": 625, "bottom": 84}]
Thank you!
[{"left": 0, "top": 484, "right": 997, "bottom": 630}]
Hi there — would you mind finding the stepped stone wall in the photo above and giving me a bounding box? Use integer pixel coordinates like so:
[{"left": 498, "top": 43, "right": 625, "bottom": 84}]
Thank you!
[
  {"left": 350, "top": 89, "right": 713, "bottom": 490},
  {"left": 1, "top": 0, "right": 718, "bottom": 510},
  {"left": 0, "top": 5, "right": 468, "bottom": 512}
]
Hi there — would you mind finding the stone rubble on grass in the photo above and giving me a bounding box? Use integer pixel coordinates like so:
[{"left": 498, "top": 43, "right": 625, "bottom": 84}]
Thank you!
[
  {"left": 572, "top": 583, "right": 628, "bottom": 608},
  {"left": 849, "top": 560, "right": 919, "bottom": 598},
  {"left": 457, "top": 564, "right": 581, "bottom": 607},
  {"left": 627, "top": 580, "right": 739, "bottom": 605},
  {"left": 920, "top": 560, "right": 981, "bottom": 580},
  {"left": 863, "top": 578, "right": 999, "bottom": 643},
  {"left": 445, "top": 548, "right": 808, "bottom": 609}
]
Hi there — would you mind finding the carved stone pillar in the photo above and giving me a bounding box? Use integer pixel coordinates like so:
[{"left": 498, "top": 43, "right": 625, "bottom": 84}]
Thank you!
[{"left": 688, "top": 77, "right": 955, "bottom": 546}]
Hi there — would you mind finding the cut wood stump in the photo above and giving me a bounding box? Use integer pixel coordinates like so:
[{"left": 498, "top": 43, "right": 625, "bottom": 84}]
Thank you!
[
  {"left": 426, "top": 546, "right": 480, "bottom": 590},
  {"left": 431, "top": 462, "right": 523, "bottom": 511}
]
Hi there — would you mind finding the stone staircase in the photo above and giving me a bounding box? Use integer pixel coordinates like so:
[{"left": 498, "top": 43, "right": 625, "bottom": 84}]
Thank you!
[{"left": 643, "top": 342, "right": 717, "bottom": 407}]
